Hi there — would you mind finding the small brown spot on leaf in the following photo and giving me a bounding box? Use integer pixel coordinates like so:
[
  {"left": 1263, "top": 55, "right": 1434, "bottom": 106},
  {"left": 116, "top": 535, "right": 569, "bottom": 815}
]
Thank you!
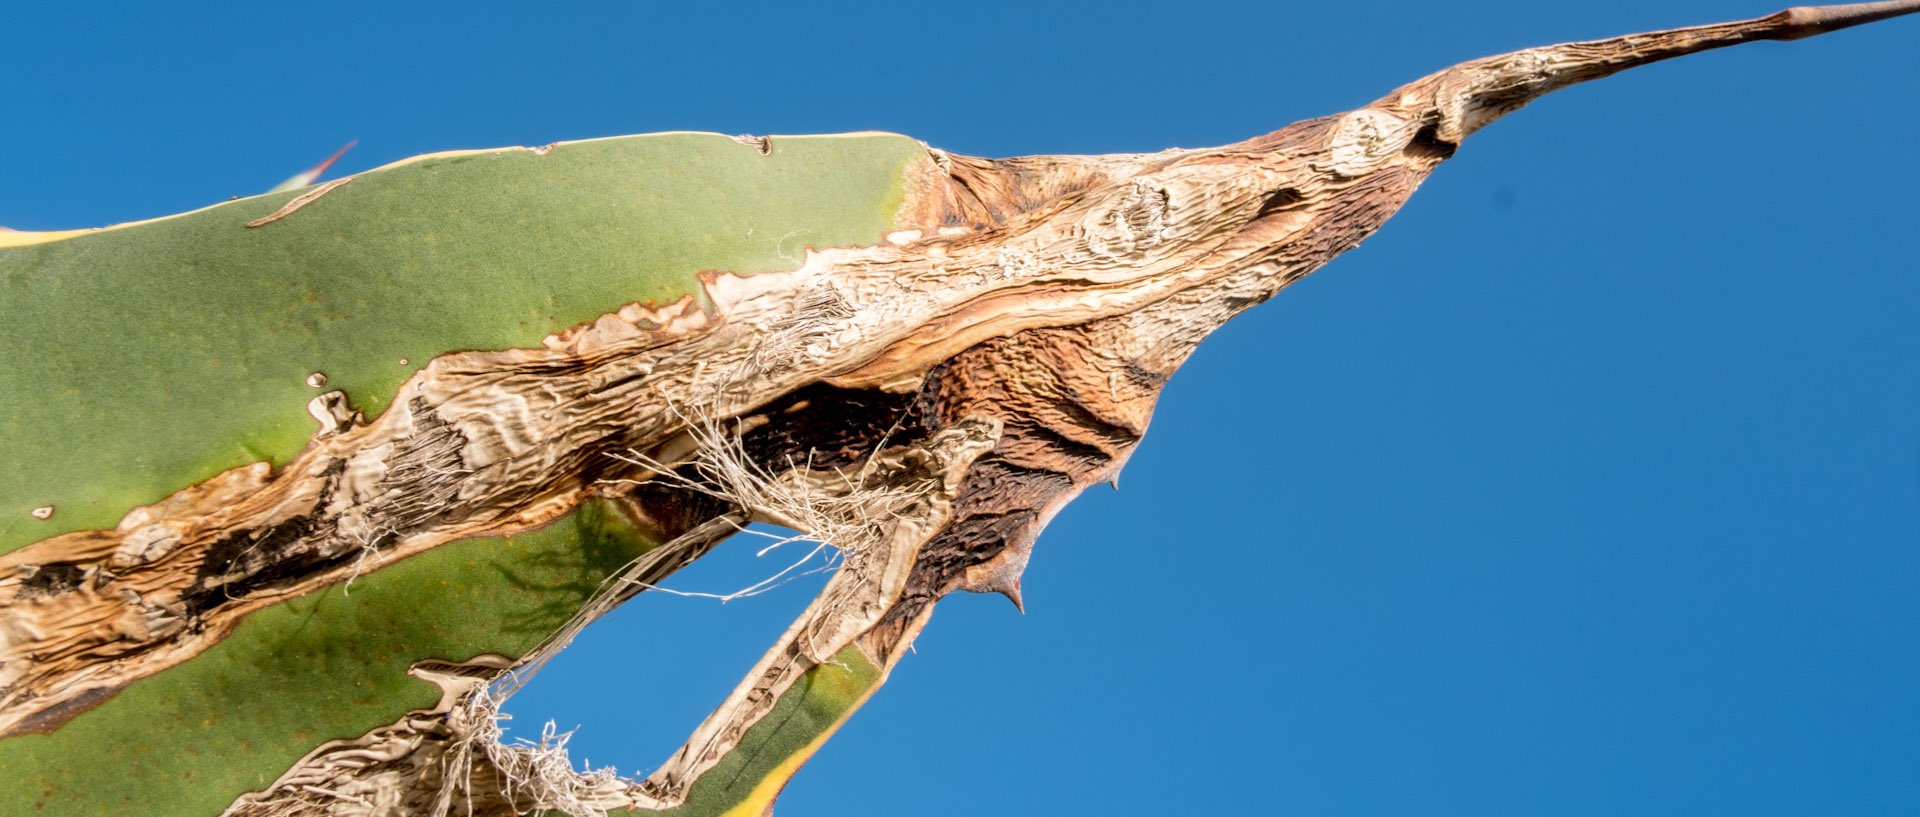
[{"left": 731, "top": 134, "right": 773, "bottom": 155}]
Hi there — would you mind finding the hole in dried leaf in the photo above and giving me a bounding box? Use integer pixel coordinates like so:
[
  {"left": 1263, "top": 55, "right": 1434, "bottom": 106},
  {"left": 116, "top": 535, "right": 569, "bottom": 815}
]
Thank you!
[
  {"left": 1404, "top": 122, "right": 1459, "bottom": 161},
  {"left": 496, "top": 522, "right": 832, "bottom": 777}
]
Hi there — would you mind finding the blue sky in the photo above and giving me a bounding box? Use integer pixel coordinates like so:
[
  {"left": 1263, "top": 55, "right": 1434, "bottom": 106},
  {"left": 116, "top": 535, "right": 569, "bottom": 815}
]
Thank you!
[{"left": 5, "top": 2, "right": 1917, "bottom": 815}]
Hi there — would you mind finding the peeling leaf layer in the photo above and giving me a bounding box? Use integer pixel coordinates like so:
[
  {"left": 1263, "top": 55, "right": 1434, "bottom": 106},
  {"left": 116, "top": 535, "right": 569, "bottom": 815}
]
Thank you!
[
  {"left": 0, "top": 504, "right": 654, "bottom": 815},
  {"left": 0, "top": 132, "right": 931, "bottom": 553}
]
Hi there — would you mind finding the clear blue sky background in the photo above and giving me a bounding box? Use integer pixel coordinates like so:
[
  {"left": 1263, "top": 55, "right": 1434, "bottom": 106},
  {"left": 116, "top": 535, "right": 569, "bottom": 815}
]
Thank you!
[{"left": 4, "top": 2, "right": 1917, "bottom": 815}]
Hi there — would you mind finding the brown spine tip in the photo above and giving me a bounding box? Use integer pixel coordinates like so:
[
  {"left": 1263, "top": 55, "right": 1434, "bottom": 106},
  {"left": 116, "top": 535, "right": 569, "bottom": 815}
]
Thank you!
[{"left": 1769, "top": 1, "right": 1920, "bottom": 39}]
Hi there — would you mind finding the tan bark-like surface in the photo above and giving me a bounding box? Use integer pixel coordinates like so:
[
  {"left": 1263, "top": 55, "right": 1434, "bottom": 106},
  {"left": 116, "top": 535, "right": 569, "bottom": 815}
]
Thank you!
[{"left": 3, "top": 3, "right": 1914, "bottom": 812}]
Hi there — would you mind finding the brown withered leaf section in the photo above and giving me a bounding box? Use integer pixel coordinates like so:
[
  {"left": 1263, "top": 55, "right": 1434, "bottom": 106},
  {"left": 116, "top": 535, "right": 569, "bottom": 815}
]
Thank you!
[{"left": 3, "top": 3, "right": 1915, "bottom": 813}]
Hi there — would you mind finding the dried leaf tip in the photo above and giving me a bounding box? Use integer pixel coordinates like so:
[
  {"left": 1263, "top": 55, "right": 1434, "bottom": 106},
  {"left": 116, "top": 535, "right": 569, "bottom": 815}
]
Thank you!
[{"left": 1373, "top": 1, "right": 1920, "bottom": 145}]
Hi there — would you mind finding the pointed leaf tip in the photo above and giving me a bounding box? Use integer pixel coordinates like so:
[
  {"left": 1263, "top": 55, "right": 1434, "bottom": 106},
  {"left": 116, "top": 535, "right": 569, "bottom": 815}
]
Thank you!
[{"left": 266, "top": 140, "right": 358, "bottom": 193}]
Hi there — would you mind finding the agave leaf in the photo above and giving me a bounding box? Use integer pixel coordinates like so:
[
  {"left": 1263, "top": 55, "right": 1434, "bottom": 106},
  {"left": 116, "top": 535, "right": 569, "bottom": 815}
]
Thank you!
[
  {"left": 0, "top": 132, "right": 937, "bottom": 815},
  {"left": 1, "top": 4, "right": 1914, "bottom": 816}
]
